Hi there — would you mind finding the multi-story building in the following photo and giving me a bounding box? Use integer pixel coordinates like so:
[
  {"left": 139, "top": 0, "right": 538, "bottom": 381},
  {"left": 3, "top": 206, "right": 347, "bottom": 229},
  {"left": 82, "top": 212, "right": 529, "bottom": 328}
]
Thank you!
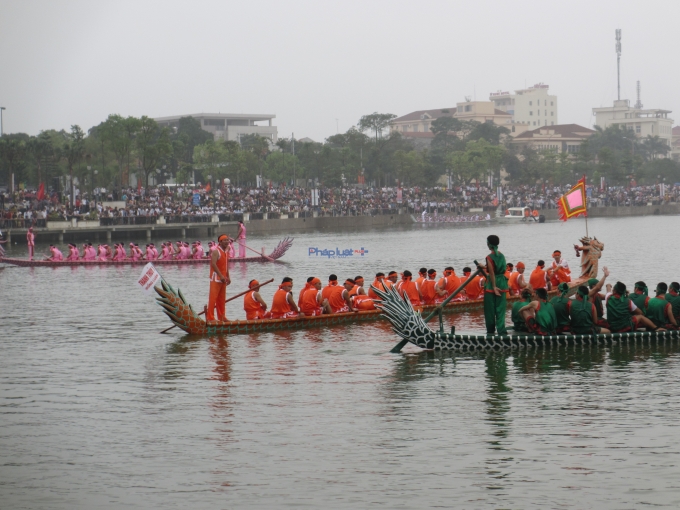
[
  {"left": 592, "top": 100, "right": 673, "bottom": 148},
  {"left": 490, "top": 83, "right": 558, "bottom": 128},
  {"left": 390, "top": 100, "right": 528, "bottom": 147},
  {"left": 509, "top": 124, "right": 595, "bottom": 157},
  {"left": 671, "top": 126, "right": 680, "bottom": 162},
  {"left": 154, "top": 113, "right": 278, "bottom": 144}
]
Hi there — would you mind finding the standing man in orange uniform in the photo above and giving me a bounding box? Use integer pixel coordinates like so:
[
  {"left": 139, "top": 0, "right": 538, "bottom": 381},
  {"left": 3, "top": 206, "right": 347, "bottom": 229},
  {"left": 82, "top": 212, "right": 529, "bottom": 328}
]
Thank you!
[
  {"left": 207, "top": 234, "right": 231, "bottom": 323},
  {"left": 27, "top": 227, "right": 35, "bottom": 261}
]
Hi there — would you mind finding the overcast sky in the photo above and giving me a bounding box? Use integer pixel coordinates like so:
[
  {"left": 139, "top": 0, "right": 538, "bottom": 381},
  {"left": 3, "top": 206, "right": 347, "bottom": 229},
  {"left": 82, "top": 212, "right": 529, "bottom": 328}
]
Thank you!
[{"left": 1, "top": 0, "right": 678, "bottom": 141}]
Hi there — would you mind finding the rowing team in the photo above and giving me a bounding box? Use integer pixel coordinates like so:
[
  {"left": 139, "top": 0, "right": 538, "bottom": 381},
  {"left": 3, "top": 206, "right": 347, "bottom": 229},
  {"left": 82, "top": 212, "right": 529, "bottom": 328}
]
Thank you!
[
  {"left": 45, "top": 240, "right": 230, "bottom": 262},
  {"left": 512, "top": 267, "right": 680, "bottom": 335},
  {"left": 243, "top": 267, "right": 487, "bottom": 320}
]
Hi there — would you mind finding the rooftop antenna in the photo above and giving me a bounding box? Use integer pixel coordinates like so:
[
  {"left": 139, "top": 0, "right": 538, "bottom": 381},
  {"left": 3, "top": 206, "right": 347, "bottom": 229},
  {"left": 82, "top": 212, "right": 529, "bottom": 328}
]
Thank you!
[
  {"left": 615, "top": 29, "right": 622, "bottom": 100},
  {"left": 634, "top": 80, "right": 643, "bottom": 109}
]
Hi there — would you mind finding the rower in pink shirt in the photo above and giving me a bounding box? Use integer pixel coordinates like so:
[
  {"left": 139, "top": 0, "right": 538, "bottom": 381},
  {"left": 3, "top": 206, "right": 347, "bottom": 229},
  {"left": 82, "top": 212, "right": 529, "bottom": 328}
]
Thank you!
[
  {"left": 145, "top": 244, "right": 155, "bottom": 260},
  {"left": 47, "top": 245, "right": 63, "bottom": 261},
  {"left": 66, "top": 244, "right": 79, "bottom": 261},
  {"left": 84, "top": 243, "right": 97, "bottom": 261},
  {"left": 129, "top": 243, "right": 141, "bottom": 261},
  {"left": 192, "top": 241, "right": 204, "bottom": 259},
  {"left": 159, "top": 242, "right": 170, "bottom": 260},
  {"left": 112, "top": 244, "right": 125, "bottom": 261},
  {"left": 97, "top": 244, "right": 109, "bottom": 261},
  {"left": 228, "top": 238, "right": 235, "bottom": 258},
  {"left": 150, "top": 243, "right": 159, "bottom": 260}
]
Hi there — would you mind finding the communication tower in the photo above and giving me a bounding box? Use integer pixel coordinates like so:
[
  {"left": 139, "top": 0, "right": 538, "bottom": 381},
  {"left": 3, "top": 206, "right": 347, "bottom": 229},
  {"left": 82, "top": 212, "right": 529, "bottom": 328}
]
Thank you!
[
  {"left": 615, "top": 29, "right": 622, "bottom": 100},
  {"left": 634, "top": 80, "right": 643, "bottom": 109}
]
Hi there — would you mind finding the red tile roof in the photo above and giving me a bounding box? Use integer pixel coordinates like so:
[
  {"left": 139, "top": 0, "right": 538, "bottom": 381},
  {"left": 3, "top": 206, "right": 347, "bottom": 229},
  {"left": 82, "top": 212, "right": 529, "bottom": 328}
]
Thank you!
[
  {"left": 672, "top": 126, "right": 680, "bottom": 135},
  {"left": 513, "top": 123, "right": 595, "bottom": 140},
  {"left": 392, "top": 108, "right": 457, "bottom": 123},
  {"left": 399, "top": 131, "right": 435, "bottom": 138}
]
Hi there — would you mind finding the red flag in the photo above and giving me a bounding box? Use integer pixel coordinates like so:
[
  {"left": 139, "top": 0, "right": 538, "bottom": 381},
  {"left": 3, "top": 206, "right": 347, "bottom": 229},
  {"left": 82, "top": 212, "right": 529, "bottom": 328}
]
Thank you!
[
  {"left": 556, "top": 177, "right": 587, "bottom": 222},
  {"left": 205, "top": 183, "right": 211, "bottom": 192},
  {"left": 37, "top": 182, "right": 45, "bottom": 200}
]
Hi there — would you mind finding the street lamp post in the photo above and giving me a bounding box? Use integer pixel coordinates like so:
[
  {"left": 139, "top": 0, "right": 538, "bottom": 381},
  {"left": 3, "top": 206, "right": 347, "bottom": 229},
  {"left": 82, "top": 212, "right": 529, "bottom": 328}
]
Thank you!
[{"left": 0, "top": 107, "right": 5, "bottom": 137}]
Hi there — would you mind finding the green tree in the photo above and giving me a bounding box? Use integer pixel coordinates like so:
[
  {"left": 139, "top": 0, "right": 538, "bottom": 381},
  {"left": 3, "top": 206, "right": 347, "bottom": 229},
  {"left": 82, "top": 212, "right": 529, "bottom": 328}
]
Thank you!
[
  {"left": 0, "top": 136, "right": 28, "bottom": 191},
  {"left": 358, "top": 112, "right": 397, "bottom": 142},
  {"left": 27, "top": 132, "right": 57, "bottom": 188},
  {"left": 135, "top": 116, "right": 171, "bottom": 187},
  {"left": 393, "top": 150, "right": 428, "bottom": 186},
  {"left": 100, "top": 114, "right": 141, "bottom": 188},
  {"left": 62, "top": 125, "right": 85, "bottom": 206},
  {"left": 193, "top": 140, "right": 228, "bottom": 186}
]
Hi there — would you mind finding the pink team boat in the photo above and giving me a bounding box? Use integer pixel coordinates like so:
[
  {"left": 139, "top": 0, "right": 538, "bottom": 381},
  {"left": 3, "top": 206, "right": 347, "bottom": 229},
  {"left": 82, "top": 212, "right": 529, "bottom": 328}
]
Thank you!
[{"left": 0, "top": 237, "right": 293, "bottom": 267}]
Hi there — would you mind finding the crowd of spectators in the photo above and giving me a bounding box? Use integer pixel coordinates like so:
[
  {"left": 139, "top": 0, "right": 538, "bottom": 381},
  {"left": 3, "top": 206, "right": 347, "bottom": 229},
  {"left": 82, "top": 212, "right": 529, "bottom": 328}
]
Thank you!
[{"left": 1, "top": 181, "right": 679, "bottom": 229}]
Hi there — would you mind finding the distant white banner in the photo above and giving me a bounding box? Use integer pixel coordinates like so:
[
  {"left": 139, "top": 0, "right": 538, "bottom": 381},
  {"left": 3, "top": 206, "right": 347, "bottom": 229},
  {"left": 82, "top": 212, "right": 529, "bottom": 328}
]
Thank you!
[{"left": 137, "top": 262, "right": 162, "bottom": 295}]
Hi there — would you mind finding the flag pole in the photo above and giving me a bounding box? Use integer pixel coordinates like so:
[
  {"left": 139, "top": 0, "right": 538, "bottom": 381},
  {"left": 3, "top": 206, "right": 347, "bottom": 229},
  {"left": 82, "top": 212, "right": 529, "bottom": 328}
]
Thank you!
[{"left": 584, "top": 174, "right": 589, "bottom": 238}]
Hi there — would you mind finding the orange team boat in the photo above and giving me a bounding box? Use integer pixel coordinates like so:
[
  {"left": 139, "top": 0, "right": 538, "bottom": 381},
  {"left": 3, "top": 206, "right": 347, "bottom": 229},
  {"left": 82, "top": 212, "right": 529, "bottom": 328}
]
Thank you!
[{"left": 155, "top": 277, "right": 586, "bottom": 335}]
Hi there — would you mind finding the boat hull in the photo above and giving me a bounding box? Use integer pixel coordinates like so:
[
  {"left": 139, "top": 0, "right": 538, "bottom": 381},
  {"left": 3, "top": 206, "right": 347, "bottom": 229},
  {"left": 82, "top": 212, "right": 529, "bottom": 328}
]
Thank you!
[
  {"left": 154, "top": 278, "right": 586, "bottom": 335},
  {"left": 0, "top": 237, "right": 293, "bottom": 267}
]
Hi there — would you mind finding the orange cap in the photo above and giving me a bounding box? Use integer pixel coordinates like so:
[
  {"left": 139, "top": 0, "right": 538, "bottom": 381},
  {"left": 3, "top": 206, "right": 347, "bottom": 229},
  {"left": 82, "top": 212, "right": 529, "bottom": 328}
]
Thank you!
[{"left": 516, "top": 262, "right": 525, "bottom": 269}]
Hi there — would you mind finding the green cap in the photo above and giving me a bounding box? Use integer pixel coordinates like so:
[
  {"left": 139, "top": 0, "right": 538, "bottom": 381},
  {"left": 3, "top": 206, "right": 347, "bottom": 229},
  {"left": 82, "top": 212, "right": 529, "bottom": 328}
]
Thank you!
[{"left": 587, "top": 278, "right": 599, "bottom": 288}]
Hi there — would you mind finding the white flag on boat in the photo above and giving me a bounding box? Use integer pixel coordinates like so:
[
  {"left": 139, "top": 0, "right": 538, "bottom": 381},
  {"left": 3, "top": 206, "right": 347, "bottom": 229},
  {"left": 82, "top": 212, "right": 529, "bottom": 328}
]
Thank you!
[{"left": 137, "top": 262, "right": 162, "bottom": 295}]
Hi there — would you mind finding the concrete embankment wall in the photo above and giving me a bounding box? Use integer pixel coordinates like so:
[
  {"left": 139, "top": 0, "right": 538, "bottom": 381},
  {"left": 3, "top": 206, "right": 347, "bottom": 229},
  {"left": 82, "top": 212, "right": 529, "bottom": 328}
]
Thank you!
[{"left": 539, "top": 203, "right": 680, "bottom": 221}]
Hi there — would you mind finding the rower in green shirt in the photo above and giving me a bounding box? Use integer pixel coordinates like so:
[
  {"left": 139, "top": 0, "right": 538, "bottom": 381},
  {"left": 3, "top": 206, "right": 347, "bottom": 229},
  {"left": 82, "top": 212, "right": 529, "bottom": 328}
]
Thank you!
[
  {"left": 630, "top": 281, "right": 649, "bottom": 314},
  {"left": 517, "top": 288, "right": 557, "bottom": 335},
  {"left": 511, "top": 289, "right": 533, "bottom": 332},
  {"left": 550, "top": 282, "right": 571, "bottom": 333},
  {"left": 568, "top": 285, "right": 610, "bottom": 334},
  {"left": 606, "top": 281, "right": 659, "bottom": 332},
  {"left": 482, "top": 234, "right": 509, "bottom": 335},
  {"left": 646, "top": 283, "right": 678, "bottom": 329},
  {"left": 666, "top": 282, "right": 680, "bottom": 323}
]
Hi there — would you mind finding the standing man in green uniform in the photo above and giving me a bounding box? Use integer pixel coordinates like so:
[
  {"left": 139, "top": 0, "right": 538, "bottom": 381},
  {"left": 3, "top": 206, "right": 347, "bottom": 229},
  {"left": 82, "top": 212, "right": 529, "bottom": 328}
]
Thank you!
[
  {"left": 511, "top": 289, "right": 533, "bottom": 332},
  {"left": 646, "top": 283, "right": 678, "bottom": 329},
  {"left": 482, "top": 234, "right": 509, "bottom": 335},
  {"left": 665, "top": 282, "right": 680, "bottom": 323},
  {"left": 550, "top": 282, "right": 572, "bottom": 333}
]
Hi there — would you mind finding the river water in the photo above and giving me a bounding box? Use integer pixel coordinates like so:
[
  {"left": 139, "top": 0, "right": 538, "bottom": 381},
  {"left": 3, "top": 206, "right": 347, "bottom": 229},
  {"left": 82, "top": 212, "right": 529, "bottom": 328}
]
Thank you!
[{"left": 2, "top": 216, "right": 680, "bottom": 509}]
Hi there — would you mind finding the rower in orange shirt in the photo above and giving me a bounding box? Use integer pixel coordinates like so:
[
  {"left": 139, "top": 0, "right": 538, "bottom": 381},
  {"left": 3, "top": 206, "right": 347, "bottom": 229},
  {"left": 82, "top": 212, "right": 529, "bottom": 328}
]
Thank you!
[
  {"left": 529, "top": 260, "right": 551, "bottom": 290},
  {"left": 324, "top": 276, "right": 356, "bottom": 313},
  {"left": 207, "top": 234, "right": 231, "bottom": 323},
  {"left": 505, "top": 263, "right": 514, "bottom": 280},
  {"left": 270, "top": 277, "right": 301, "bottom": 319},
  {"left": 462, "top": 266, "right": 485, "bottom": 300},
  {"left": 549, "top": 250, "right": 571, "bottom": 286},
  {"left": 243, "top": 279, "right": 269, "bottom": 320},
  {"left": 397, "top": 270, "right": 423, "bottom": 306},
  {"left": 435, "top": 266, "right": 462, "bottom": 303},
  {"left": 387, "top": 271, "right": 398, "bottom": 287},
  {"left": 300, "top": 277, "right": 332, "bottom": 316},
  {"left": 298, "top": 276, "right": 315, "bottom": 309},
  {"left": 351, "top": 276, "right": 375, "bottom": 310},
  {"left": 508, "top": 261, "right": 528, "bottom": 295},
  {"left": 415, "top": 268, "right": 427, "bottom": 288},
  {"left": 368, "top": 272, "right": 388, "bottom": 299},
  {"left": 420, "top": 269, "right": 441, "bottom": 305}
]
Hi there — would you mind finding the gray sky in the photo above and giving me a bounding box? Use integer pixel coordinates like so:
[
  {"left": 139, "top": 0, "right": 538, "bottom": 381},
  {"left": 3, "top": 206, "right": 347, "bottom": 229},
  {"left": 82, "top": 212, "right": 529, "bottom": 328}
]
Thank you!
[{"left": 1, "top": 0, "right": 678, "bottom": 140}]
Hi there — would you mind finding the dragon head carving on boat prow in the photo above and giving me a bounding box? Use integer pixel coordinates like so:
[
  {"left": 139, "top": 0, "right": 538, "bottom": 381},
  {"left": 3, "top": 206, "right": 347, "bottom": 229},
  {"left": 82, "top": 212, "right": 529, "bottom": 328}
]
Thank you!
[
  {"left": 155, "top": 280, "right": 207, "bottom": 334},
  {"left": 574, "top": 236, "right": 604, "bottom": 279},
  {"left": 371, "top": 285, "right": 437, "bottom": 349},
  {"left": 269, "top": 237, "right": 294, "bottom": 260}
]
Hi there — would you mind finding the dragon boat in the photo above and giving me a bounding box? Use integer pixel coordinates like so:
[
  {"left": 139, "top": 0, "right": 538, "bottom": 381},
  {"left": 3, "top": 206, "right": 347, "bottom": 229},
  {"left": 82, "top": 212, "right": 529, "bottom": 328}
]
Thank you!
[
  {"left": 154, "top": 276, "right": 585, "bottom": 335},
  {"left": 0, "top": 237, "right": 293, "bottom": 267},
  {"left": 373, "top": 284, "right": 680, "bottom": 351}
]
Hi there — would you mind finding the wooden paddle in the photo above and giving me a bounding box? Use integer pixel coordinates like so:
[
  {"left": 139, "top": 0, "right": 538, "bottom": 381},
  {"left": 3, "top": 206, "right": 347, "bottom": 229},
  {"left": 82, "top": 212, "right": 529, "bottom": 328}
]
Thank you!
[
  {"left": 160, "top": 279, "right": 274, "bottom": 334},
  {"left": 236, "top": 240, "right": 275, "bottom": 262}
]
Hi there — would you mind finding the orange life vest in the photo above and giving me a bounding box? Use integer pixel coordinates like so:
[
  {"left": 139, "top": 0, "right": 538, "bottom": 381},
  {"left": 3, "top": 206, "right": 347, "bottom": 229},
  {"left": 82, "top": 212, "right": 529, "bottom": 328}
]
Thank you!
[
  {"left": 466, "top": 275, "right": 483, "bottom": 300},
  {"left": 271, "top": 289, "right": 292, "bottom": 315},
  {"left": 321, "top": 282, "right": 338, "bottom": 302},
  {"left": 353, "top": 295, "right": 375, "bottom": 310},
  {"left": 327, "top": 286, "right": 347, "bottom": 312},
  {"left": 368, "top": 278, "right": 388, "bottom": 299},
  {"left": 508, "top": 272, "right": 521, "bottom": 294},
  {"left": 348, "top": 285, "right": 359, "bottom": 298},
  {"left": 421, "top": 279, "right": 437, "bottom": 305},
  {"left": 209, "top": 246, "right": 228, "bottom": 282},
  {"left": 529, "top": 267, "right": 547, "bottom": 290},
  {"left": 415, "top": 275, "right": 426, "bottom": 288},
  {"left": 300, "top": 288, "right": 321, "bottom": 315},
  {"left": 244, "top": 291, "right": 266, "bottom": 320},
  {"left": 399, "top": 279, "right": 421, "bottom": 306}
]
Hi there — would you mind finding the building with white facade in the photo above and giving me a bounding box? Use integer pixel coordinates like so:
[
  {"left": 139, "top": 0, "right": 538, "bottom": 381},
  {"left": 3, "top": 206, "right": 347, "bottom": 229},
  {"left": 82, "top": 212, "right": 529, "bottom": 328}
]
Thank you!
[
  {"left": 154, "top": 113, "right": 278, "bottom": 144},
  {"left": 509, "top": 124, "right": 595, "bottom": 157},
  {"left": 490, "top": 83, "right": 558, "bottom": 128},
  {"left": 592, "top": 100, "right": 673, "bottom": 148}
]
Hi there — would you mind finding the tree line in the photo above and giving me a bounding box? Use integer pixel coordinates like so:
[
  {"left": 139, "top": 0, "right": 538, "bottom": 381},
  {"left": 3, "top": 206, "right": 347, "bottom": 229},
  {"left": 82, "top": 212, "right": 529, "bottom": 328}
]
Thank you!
[{"left": 1, "top": 112, "right": 678, "bottom": 194}]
